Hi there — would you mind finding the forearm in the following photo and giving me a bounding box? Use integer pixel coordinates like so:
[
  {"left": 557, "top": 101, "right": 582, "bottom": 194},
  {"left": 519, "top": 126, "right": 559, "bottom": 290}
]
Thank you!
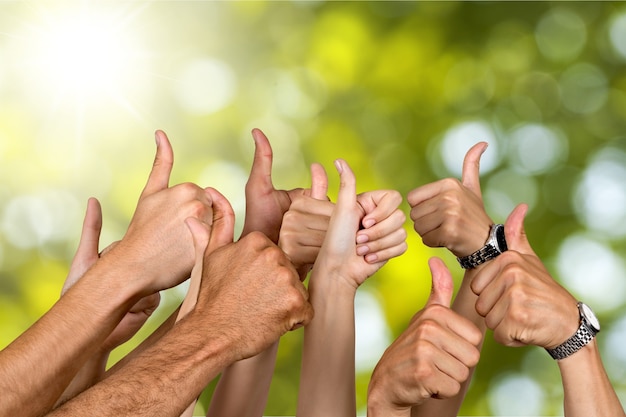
[
  {"left": 55, "top": 351, "right": 109, "bottom": 408},
  {"left": 0, "top": 262, "right": 138, "bottom": 417},
  {"left": 106, "top": 305, "right": 181, "bottom": 377},
  {"left": 48, "top": 313, "right": 234, "bottom": 417},
  {"left": 558, "top": 340, "right": 625, "bottom": 417},
  {"left": 297, "top": 275, "right": 357, "bottom": 417},
  {"left": 207, "top": 342, "right": 279, "bottom": 417}
]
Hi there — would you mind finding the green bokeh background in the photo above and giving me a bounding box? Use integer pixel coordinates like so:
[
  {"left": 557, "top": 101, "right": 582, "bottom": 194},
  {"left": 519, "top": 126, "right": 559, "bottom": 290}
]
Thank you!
[{"left": 0, "top": 1, "right": 625, "bottom": 415}]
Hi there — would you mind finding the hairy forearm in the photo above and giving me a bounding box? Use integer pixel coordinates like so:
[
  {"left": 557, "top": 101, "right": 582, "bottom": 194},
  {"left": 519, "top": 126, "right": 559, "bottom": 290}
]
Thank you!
[
  {"left": 297, "top": 274, "right": 357, "bottom": 417},
  {"left": 0, "top": 261, "right": 138, "bottom": 417},
  {"left": 55, "top": 351, "right": 109, "bottom": 408},
  {"left": 106, "top": 305, "right": 181, "bottom": 377},
  {"left": 559, "top": 340, "right": 625, "bottom": 417},
  {"left": 48, "top": 313, "right": 234, "bottom": 417}
]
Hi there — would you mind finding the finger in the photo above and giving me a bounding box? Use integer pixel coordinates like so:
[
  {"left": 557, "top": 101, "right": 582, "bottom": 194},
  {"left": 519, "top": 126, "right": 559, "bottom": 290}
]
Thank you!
[
  {"left": 426, "top": 257, "right": 454, "bottom": 308},
  {"left": 309, "top": 163, "right": 329, "bottom": 201},
  {"left": 504, "top": 203, "right": 533, "bottom": 255},
  {"left": 205, "top": 187, "right": 235, "bottom": 254},
  {"left": 334, "top": 159, "right": 357, "bottom": 211},
  {"left": 364, "top": 239, "right": 408, "bottom": 265},
  {"left": 75, "top": 197, "right": 102, "bottom": 263},
  {"left": 357, "top": 208, "right": 406, "bottom": 248},
  {"left": 128, "top": 292, "right": 161, "bottom": 315},
  {"left": 406, "top": 181, "right": 445, "bottom": 209},
  {"left": 178, "top": 217, "right": 212, "bottom": 319},
  {"left": 359, "top": 190, "right": 403, "bottom": 230},
  {"left": 290, "top": 286, "right": 314, "bottom": 330},
  {"left": 186, "top": 217, "right": 211, "bottom": 261},
  {"left": 64, "top": 198, "right": 103, "bottom": 294},
  {"left": 461, "top": 142, "right": 488, "bottom": 199},
  {"left": 140, "top": 130, "right": 174, "bottom": 199},
  {"left": 358, "top": 225, "right": 407, "bottom": 259},
  {"left": 247, "top": 128, "right": 274, "bottom": 191}
]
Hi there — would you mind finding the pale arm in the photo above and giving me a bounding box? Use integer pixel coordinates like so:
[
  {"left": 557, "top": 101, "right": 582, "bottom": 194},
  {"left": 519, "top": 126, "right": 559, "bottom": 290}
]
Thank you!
[{"left": 298, "top": 160, "right": 407, "bottom": 417}]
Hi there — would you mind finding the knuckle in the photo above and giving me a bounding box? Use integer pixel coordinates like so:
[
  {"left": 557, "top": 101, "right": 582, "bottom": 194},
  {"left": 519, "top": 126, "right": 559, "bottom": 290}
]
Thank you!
[
  {"left": 416, "top": 318, "right": 442, "bottom": 340},
  {"left": 175, "top": 182, "right": 200, "bottom": 197},
  {"left": 467, "top": 347, "right": 481, "bottom": 368}
]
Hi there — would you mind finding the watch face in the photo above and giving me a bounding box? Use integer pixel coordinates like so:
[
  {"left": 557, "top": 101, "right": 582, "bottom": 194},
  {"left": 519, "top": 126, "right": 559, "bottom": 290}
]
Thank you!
[
  {"left": 495, "top": 225, "right": 508, "bottom": 252},
  {"left": 581, "top": 303, "right": 601, "bottom": 331}
]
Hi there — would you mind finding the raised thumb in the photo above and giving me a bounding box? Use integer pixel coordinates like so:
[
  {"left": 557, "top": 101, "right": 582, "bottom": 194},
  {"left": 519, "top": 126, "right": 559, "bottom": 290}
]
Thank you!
[
  {"left": 309, "top": 162, "right": 329, "bottom": 201},
  {"left": 426, "top": 257, "right": 454, "bottom": 307},
  {"left": 504, "top": 203, "right": 534, "bottom": 255}
]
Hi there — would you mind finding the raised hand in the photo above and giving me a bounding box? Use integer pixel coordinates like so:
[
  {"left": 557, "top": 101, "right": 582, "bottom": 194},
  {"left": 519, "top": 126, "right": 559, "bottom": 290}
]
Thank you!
[
  {"left": 107, "top": 130, "right": 214, "bottom": 294},
  {"left": 240, "top": 128, "right": 306, "bottom": 242},
  {"left": 367, "top": 258, "right": 482, "bottom": 417},
  {"left": 296, "top": 160, "right": 407, "bottom": 417},
  {"left": 355, "top": 189, "right": 407, "bottom": 264},
  {"left": 279, "top": 164, "right": 407, "bottom": 276},
  {"left": 207, "top": 129, "right": 313, "bottom": 417},
  {"left": 190, "top": 229, "right": 313, "bottom": 361},
  {"left": 470, "top": 204, "right": 580, "bottom": 349},
  {"left": 407, "top": 142, "right": 493, "bottom": 258},
  {"left": 313, "top": 159, "right": 405, "bottom": 288},
  {"left": 278, "top": 163, "right": 331, "bottom": 275}
]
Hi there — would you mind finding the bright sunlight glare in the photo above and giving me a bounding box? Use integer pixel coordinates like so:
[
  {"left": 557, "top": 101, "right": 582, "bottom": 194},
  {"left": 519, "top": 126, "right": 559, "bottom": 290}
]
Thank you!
[{"left": 27, "top": 5, "right": 145, "bottom": 99}]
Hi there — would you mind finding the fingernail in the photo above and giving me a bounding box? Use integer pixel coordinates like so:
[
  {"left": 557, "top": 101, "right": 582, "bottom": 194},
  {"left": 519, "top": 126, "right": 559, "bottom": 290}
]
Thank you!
[
  {"left": 363, "top": 218, "right": 375, "bottom": 228},
  {"left": 365, "top": 253, "right": 378, "bottom": 263},
  {"left": 155, "top": 131, "right": 160, "bottom": 147},
  {"left": 334, "top": 159, "right": 343, "bottom": 174},
  {"left": 356, "top": 234, "right": 369, "bottom": 244},
  {"left": 356, "top": 245, "right": 369, "bottom": 256}
]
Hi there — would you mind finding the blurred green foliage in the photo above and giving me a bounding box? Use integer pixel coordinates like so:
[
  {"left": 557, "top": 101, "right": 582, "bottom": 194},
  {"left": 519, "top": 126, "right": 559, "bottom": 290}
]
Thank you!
[{"left": 0, "top": 1, "right": 625, "bottom": 415}]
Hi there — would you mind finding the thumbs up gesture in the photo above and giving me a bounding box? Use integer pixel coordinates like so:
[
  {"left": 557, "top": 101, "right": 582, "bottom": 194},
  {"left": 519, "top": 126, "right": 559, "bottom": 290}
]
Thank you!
[
  {"left": 470, "top": 204, "right": 580, "bottom": 349},
  {"left": 367, "top": 258, "right": 482, "bottom": 416},
  {"left": 407, "top": 142, "right": 494, "bottom": 258},
  {"left": 279, "top": 162, "right": 407, "bottom": 279}
]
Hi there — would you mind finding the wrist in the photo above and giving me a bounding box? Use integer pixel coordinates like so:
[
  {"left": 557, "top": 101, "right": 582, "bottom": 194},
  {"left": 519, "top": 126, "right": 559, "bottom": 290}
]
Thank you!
[
  {"left": 309, "top": 269, "right": 359, "bottom": 298},
  {"left": 367, "top": 388, "right": 411, "bottom": 417},
  {"left": 457, "top": 223, "right": 508, "bottom": 270}
]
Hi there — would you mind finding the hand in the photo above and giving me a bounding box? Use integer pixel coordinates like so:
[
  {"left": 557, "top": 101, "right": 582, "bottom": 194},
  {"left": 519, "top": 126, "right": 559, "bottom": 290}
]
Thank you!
[
  {"left": 63, "top": 198, "right": 160, "bottom": 353},
  {"left": 355, "top": 189, "right": 407, "bottom": 264},
  {"left": 407, "top": 142, "right": 493, "bottom": 258},
  {"left": 192, "top": 231, "right": 314, "bottom": 362},
  {"left": 107, "top": 130, "right": 214, "bottom": 294},
  {"left": 367, "top": 258, "right": 482, "bottom": 415},
  {"left": 312, "top": 159, "right": 406, "bottom": 290},
  {"left": 470, "top": 204, "right": 579, "bottom": 349},
  {"left": 278, "top": 163, "right": 331, "bottom": 275},
  {"left": 279, "top": 165, "right": 407, "bottom": 273},
  {"left": 241, "top": 128, "right": 307, "bottom": 243}
]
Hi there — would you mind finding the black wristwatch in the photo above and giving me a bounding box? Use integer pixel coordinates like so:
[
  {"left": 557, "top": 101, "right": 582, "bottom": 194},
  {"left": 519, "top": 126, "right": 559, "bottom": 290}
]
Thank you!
[
  {"left": 546, "top": 302, "right": 600, "bottom": 360},
  {"left": 457, "top": 224, "right": 508, "bottom": 270}
]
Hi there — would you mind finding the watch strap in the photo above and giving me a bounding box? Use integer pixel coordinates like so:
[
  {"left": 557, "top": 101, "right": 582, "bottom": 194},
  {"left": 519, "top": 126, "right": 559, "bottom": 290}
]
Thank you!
[
  {"left": 457, "top": 224, "right": 505, "bottom": 270},
  {"left": 457, "top": 244, "right": 501, "bottom": 269},
  {"left": 546, "top": 321, "right": 597, "bottom": 360}
]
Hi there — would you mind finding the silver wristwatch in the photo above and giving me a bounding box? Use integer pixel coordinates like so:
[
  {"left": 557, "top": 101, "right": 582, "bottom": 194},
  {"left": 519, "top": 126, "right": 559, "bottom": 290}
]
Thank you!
[
  {"left": 457, "top": 224, "right": 508, "bottom": 269},
  {"left": 546, "top": 302, "right": 600, "bottom": 360}
]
